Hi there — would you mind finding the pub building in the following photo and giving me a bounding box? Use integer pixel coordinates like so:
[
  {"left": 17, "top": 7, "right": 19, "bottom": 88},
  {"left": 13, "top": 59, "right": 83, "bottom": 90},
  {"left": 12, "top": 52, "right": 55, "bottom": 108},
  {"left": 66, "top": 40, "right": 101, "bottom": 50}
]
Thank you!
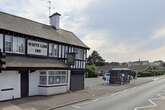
[{"left": 0, "top": 11, "right": 89, "bottom": 101}]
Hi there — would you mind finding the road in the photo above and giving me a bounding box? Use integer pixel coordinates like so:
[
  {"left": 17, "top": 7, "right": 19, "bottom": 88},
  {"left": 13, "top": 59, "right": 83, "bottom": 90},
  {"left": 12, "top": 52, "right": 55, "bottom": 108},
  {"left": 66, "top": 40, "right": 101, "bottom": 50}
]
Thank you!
[{"left": 56, "top": 77, "right": 165, "bottom": 110}]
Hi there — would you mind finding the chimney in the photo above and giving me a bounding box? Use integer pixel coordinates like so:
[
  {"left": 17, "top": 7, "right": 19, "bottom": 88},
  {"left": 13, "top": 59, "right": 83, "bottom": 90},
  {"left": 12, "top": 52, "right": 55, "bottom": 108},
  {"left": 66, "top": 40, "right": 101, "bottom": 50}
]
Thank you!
[{"left": 49, "top": 12, "right": 61, "bottom": 29}]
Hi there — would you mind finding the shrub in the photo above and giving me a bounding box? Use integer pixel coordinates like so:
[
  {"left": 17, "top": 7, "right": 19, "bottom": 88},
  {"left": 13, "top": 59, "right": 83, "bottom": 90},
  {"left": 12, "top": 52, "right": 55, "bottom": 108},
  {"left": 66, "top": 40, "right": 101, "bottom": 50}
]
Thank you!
[
  {"left": 85, "top": 64, "right": 97, "bottom": 78},
  {"left": 138, "top": 70, "right": 165, "bottom": 77}
]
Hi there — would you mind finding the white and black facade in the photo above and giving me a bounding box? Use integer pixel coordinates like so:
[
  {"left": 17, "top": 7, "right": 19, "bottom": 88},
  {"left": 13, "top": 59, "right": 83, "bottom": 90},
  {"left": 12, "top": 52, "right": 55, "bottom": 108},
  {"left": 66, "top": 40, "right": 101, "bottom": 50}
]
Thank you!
[{"left": 0, "top": 12, "right": 89, "bottom": 101}]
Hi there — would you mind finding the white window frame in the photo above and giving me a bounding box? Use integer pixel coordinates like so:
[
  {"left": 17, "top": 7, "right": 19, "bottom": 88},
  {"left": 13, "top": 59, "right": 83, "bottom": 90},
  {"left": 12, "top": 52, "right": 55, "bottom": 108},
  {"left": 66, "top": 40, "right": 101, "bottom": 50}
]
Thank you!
[
  {"left": 39, "top": 70, "right": 68, "bottom": 86},
  {"left": 59, "top": 45, "right": 62, "bottom": 58},
  {"left": 62, "top": 45, "right": 65, "bottom": 58},
  {"left": 13, "top": 36, "right": 25, "bottom": 54},
  {"left": 49, "top": 43, "right": 58, "bottom": 57},
  {"left": 39, "top": 71, "right": 48, "bottom": 86},
  {"left": 5, "top": 34, "right": 13, "bottom": 53},
  {"left": 5, "top": 34, "right": 25, "bottom": 54}
]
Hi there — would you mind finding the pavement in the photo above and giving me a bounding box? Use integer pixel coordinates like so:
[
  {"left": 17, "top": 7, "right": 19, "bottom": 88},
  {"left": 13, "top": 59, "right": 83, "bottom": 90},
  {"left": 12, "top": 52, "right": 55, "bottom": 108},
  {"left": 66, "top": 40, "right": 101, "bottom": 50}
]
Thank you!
[{"left": 0, "top": 76, "right": 159, "bottom": 110}]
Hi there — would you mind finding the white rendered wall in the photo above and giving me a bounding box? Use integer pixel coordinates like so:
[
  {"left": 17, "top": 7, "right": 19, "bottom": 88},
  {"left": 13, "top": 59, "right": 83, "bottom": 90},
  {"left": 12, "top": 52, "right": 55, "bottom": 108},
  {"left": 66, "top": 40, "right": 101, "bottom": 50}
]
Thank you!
[
  {"left": 39, "top": 86, "right": 68, "bottom": 95},
  {"left": 0, "top": 71, "right": 20, "bottom": 101},
  {"left": 29, "top": 70, "right": 70, "bottom": 96}
]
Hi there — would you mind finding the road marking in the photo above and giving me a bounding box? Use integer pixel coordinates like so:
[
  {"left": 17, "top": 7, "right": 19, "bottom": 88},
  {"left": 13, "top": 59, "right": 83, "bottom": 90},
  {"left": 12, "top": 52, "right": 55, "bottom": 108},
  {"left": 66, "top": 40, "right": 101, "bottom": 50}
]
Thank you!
[
  {"left": 134, "top": 99, "right": 157, "bottom": 110},
  {"left": 134, "top": 90, "right": 165, "bottom": 110}
]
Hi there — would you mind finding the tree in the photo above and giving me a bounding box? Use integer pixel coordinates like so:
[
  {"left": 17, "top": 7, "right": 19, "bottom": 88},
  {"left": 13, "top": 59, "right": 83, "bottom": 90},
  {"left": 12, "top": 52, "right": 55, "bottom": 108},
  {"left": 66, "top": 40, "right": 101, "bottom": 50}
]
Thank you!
[
  {"left": 87, "top": 50, "right": 105, "bottom": 66},
  {"left": 85, "top": 64, "right": 97, "bottom": 78}
]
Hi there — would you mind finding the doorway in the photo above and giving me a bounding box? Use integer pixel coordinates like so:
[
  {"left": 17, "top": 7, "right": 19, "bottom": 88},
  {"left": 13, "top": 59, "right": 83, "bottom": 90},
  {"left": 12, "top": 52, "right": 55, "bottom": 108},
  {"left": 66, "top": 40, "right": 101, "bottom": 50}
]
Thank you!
[{"left": 20, "top": 70, "right": 29, "bottom": 97}]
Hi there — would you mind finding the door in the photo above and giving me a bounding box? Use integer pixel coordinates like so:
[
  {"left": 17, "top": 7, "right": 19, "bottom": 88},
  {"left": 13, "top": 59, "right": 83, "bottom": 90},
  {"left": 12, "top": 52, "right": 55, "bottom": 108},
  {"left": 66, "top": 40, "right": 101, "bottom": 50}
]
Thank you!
[
  {"left": 21, "top": 71, "right": 29, "bottom": 97},
  {"left": 70, "top": 70, "right": 84, "bottom": 91}
]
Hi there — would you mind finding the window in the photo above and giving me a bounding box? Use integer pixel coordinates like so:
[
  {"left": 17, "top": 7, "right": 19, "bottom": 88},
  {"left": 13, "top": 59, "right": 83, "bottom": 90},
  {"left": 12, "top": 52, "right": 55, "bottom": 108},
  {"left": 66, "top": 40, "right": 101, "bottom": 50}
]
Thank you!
[
  {"left": 62, "top": 45, "right": 65, "bottom": 58},
  {"left": 48, "top": 71, "right": 67, "bottom": 85},
  {"left": 5, "top": 35, "right": 13, "bottom": 52},
  {"left": 59, "top": 45, "right": 61, "bottom": 58},
  {"left": 0, "top": 34, "right": 3, "bottom": 51},
  {"left": 49, "top": 43, "right": 58, "bottom": 57},
  {"left": 64, "top": 46, "right": 68, "bottom": 58},
  {"left": 13, "top": 36, "right": 25, "bottom": 54},
  {"left": 5, "top": 34, "right": 25, "bottom": 54},
  {"left": 39, "top": 70, "right": 68, "bottom": 86},
  {"left": 75, "top": 48, "right": 84, "bottom": 60},
  {"left": 40, "top": 71, "right": 47, "bottom": 85}
]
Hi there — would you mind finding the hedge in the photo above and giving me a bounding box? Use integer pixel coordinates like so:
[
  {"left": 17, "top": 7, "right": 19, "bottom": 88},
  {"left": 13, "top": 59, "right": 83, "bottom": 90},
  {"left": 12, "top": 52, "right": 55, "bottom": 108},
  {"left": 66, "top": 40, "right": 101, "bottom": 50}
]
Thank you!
[{"left": 138, "top": 70, "right": 165, "bottom": 77}]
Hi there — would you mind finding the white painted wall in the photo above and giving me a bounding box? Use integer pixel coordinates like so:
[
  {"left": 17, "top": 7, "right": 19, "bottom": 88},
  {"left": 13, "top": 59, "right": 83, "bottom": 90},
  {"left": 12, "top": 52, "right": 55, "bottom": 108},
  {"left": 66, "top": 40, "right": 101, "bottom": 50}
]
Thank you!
[
  {"left": 0, "top": 71, "right": 20, "bottom": 101},
  {"left": 39, "top": 86, "right": 68, "bottom": 95},
  {"left": 29, "top": 70, "right": 70, "bottom": 96}
]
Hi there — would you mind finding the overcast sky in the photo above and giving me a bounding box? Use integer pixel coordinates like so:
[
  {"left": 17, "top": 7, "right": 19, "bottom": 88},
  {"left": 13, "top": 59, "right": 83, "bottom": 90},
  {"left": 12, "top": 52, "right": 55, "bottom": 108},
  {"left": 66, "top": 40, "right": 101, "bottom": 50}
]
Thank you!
[{"left": 0, "top": 0, "right": 165, "bottom": 62}]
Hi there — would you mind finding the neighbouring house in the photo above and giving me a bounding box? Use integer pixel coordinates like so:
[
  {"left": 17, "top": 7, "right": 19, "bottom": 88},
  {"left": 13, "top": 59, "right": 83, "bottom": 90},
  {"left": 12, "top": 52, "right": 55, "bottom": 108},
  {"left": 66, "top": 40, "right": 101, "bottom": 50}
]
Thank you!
[
  {"left": 150, "top": 60, "right": 164, "bottom": 66},
  {"left": 128, "top": 60, "right": 150, "bottom": 74},
  {"left": 128, "top": 65, "right": 149, "bottom": 73},
  {"left": 128, "top": 60, "right": 149, "bottom": 67},
  {"left": 0, "top": 11, "right": 89, "bottom": 101}
]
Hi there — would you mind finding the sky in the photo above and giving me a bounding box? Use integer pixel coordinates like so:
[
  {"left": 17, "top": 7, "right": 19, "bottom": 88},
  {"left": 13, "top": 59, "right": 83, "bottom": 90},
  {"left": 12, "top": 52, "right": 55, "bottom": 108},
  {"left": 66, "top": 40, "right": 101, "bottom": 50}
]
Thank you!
[{"left": 0, "top": 0, "right": 165, "bottom": 62}]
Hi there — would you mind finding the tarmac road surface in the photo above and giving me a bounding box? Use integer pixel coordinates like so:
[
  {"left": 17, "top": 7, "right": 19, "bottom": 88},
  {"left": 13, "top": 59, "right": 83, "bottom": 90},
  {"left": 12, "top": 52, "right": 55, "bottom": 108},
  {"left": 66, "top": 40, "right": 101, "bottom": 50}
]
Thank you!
[{"left": 56, "top": 77, "right": 165, "bottom": 110}]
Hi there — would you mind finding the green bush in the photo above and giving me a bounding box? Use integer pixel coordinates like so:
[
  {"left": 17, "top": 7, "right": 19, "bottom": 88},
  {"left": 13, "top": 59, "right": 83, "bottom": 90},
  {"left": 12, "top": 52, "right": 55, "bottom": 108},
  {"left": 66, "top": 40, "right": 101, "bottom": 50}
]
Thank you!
[
  {"left": 138, "top": 70, "right": 165, "bottom": 77},
  {"left": 85, "top": 64, "right": 97, "bottom": 78}
]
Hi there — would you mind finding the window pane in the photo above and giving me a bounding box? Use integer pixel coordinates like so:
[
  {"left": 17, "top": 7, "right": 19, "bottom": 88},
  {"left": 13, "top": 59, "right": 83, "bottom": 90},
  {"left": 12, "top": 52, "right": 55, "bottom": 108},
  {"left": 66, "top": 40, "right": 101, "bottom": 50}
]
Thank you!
[
  {"left": 47, "top": 71, "right": 67, "bottom": 85},
  {"left": 40, "top": 76, "right": 47, "bottom": 85},
  {"left": 49, "top": 43, "right": 58, "bottom": 57},
  {"left": 49, "top": 71, "right": 55, "bottom": 76},
  {"left": 61, "top": 76, "right": 66, "bottom": 83},
  {"left": 0, "top": 34, "right": 3, "bottom": 51},
  {"left": 55, "top": 76, "right": 61, "bottom": 84},
  {"left": 59, "top": 45, "right": 61, "bottom": 58},
  {"left": 40, "top": 71, "right": 46, "bottom": 75},
  {"left": 13, "top": 37, "right": 25, "bottom": 54},
  {"left": 48, "top": 76, "right": 55, "bottom": 84},
  {"left": 5, "top": 35, "right": 13, "bottom": 52}
]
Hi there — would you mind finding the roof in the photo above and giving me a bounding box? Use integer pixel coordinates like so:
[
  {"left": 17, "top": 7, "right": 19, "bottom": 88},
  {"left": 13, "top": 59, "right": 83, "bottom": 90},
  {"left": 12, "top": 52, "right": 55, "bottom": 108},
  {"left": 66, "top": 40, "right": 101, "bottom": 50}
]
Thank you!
[
  {"left": 6, "top": 56, "right": 68, "bottom": 69},
  {"left": 0, "top": 11, "right": 89, "bottom": 49},
  {"left": 128, "top": 65, "right": 149, "bottom": 72},
  {"left": 96, "top": 64, "right": 128, "bottom": 74}
]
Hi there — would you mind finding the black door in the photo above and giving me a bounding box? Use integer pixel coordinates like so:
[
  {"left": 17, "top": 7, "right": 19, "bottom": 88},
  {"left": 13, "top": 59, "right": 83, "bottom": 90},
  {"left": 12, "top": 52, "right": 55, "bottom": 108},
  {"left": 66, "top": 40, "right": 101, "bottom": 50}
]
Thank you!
[
  {"left": 21, "top": 71, "right": 29, "bottom": 97},
  {"left": 70, "top": 70, "right": 84, "bottom": 91}
]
